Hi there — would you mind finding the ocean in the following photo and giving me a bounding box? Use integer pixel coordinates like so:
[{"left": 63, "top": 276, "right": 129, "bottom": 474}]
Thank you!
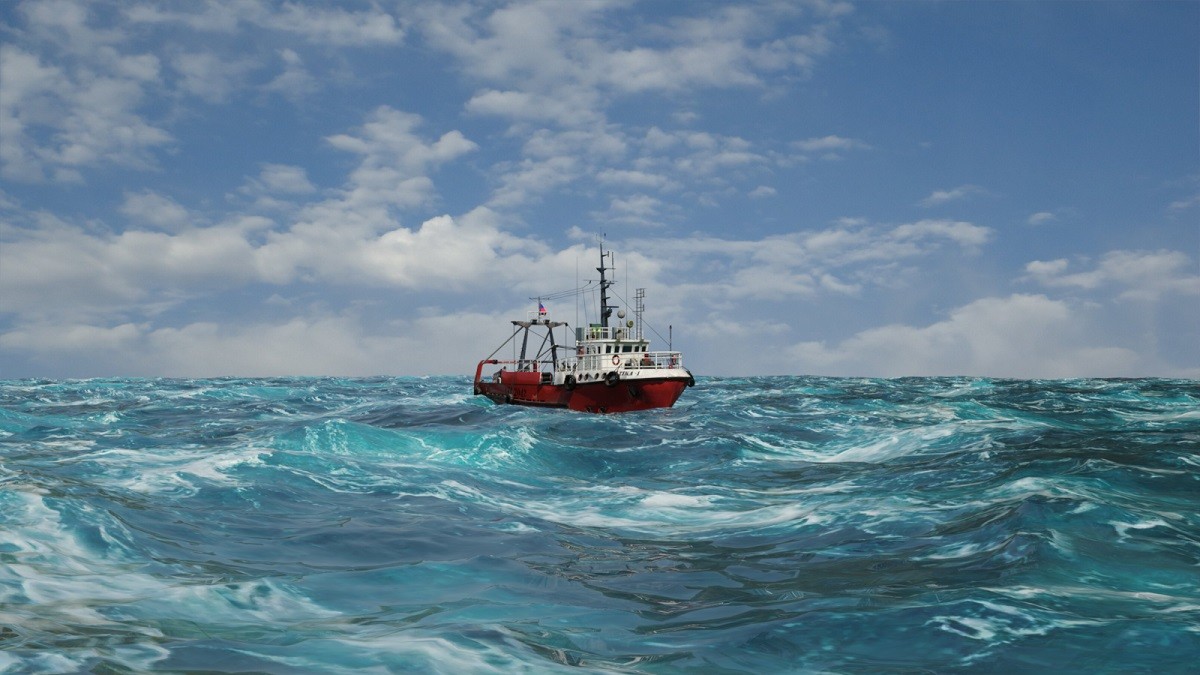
[{"left": 1, "top": 376, "right": 1197, "bottom": 673}]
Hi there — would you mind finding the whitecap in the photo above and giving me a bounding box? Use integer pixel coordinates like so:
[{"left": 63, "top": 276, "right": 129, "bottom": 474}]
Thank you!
[
  {"left": 1109, "top": 517, "right": 1172, "bottom": 540},
  {"left": 640, "top": 492, "right": 712, "bottom": 508},
  {"left": 437, "top": 480, "right": 830, "bottom": 537},
  {"left": 0, "top": 653, "right": 90, "bottom": 674},
  {"left": 927, "top": 598, "right": 1100, "bottom": 646},
  {"left": 823, "top": 424, "right": 957, "bottom": 463},
  {"left": 987, "top": 583, "right": 1196, "bottom": 609},
  {"left": 86, "top": 445, "right": 271, "bottom": 495},
  {"left": 912, "top": 540, "right": 991, "bottom": 561},
  {"left": 311, "top": 633, "right": 541, "bottom": 674}
]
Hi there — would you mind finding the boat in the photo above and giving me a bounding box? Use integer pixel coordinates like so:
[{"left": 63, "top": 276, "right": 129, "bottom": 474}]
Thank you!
[{"left": 473, "top": 243, "right": 694, "bottom": 413}]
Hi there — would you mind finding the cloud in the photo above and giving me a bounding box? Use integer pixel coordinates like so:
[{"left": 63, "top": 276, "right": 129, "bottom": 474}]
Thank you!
[
  {"left": 596, "top": 41, "right": 762, "bottom": 94},
  {"left": 0, "top": 217, "right": 260, "bottom": 321},
  {"left": 0, "top": 40, "right": 171, "bottom": 182},
  {"left": 4, "top": 93, "right": 995, "bottom": 356},
  {"left": 0, "top": 106, "right": 492, "bottom": 323},
  {"left": 325, "top": 107, "right": 478, "bottom": 172},
  {"left": 420, "top": 3, "right": 856, "bottom": 214},
  {"left": 257, "top": 164, "right": 316, "bottom": 195},
  {"left": 790, "top": 294, "right": 1145, "bottom": 377},
  {"left": 236, "top": 164, "right": 319, "bottom": 211},
  {"left": 356, "top": 210, "right": 545, "bottom": 289},
  {"left": 493, "top": 124, "right": 868, "bottom": 213},
  {"left": 0, "top": 321, "right": 145, "bottom": 358},
  {"left": 591, "top": 194, "right": 675, "bottom": 227},
  {"left": 0, "top": 313, "right": 471, "bottom": 377},
  {"left": 1, "top": 3, "right": 175, "bottom": 183},
  {"left": 478, "top": 123, "right": 798, "bottom": 209},
  {"left": 126, "top": 1, "right": 405, "bottom": 46},
  {"left": 596, "top": 169, "right": 677, "bottom": 191},
  {"left": 645, "top": 129, "right": 765, "bottom": 176},
  {"left": 324, "top": 106, "right": 478, "bottom": 210},
  {"left": 171, "top": 51, "right": 252, "bottom": 103},
  {"left": 487, "top": 155, "right": 581, "bottom": 208},
  {"left": 749, "top": 185, "right": 777, "bottom": 198},
  {"left": 1167, "top": 172, "right": 1200, "bottom": 214},
  {"left": 0, "top": 45, "right": 71, "bottom": 181},
  {"left": 1023, "top": 249, "right": 1200, "bottom": 300},
  {"left": 1026, "top": 208, "right": 1080, "bottom": 226},
  {"left": 1168, "top": 194, "right": 1200, "bottom": 211},
  {"left": 20, "top": 0, "right": 123, "bottom": 56},
  {"left": 0, "top": 207, "right": 546, "bottom": 328},
  {"left": 594, "top": 5, "right": 842, "bottom": 93},
  {"left": 792, "top": 134, "right": 871, "bottom": 158},
  {"left": 522, "top": 128, "right": 627, "bottom": 160},
  {"left": 264, "top": 49, "right": 319, "bottom": 102},
  {"left": 465, "top": 88, "right": 604, "bottom": 127},
  {"left": 5, "top": 134, "right": 577, "bottom": 313},
  {"left": 1027, "top": 211, "right": 1057, "bottom": 226},
  {"left": 264, "top": 3, "right": 405, "bottom": 46},
  {"left": 119, "top": 190, "right": 191, "bottom": 231},
  {"left": 672, "top": 110, "right": 699, "bottom": 125},
  {"left": 632, "top": 216, "right": 994, "bottom": 302},
  {"left": 892, "top": 219, "right": 992, "bottom": 250},
  {"left": 919, "top": 184, "right": 988, "bottom": 207},
  {"left": 1024, "top": 258, "right": 1070, "bottom": 278},
  {"left": 1, "top": 0, "right": 412, "bottom": 185},
  {"left": 251, "top": 203, "right": 546, "bottom": 289},
  {"left": 422, "top": 1, "right": 846, "bottom": 121}
]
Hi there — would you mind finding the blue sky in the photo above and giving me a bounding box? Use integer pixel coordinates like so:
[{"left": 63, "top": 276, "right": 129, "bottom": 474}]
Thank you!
[{"left": 1, "top": 0, "right": 1197, "bottom": 378}]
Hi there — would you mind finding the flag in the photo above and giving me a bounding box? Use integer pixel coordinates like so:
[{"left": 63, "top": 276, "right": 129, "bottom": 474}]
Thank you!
[{"left": 538, "top": 301, "right": 547, "bottom": 316}]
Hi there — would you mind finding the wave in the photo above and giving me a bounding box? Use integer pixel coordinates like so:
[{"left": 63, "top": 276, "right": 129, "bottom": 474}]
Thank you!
[{"left": 1, "top": 376, "right": 1197, "bottom": 672}]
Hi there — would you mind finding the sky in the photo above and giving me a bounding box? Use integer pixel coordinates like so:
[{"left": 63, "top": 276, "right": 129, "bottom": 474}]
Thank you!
[{"left": 0, "top": 0, "right": 1197, "bottom": 379}]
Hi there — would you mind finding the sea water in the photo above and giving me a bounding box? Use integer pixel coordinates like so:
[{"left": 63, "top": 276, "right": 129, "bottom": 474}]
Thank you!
[{"left": 1, "top": 377, "right": 1197, "bottom": 673}]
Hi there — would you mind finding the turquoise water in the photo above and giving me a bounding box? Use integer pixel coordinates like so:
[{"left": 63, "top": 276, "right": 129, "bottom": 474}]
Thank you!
[{"left": 1, "top": 377, "right": 1197, "bottom": 673}]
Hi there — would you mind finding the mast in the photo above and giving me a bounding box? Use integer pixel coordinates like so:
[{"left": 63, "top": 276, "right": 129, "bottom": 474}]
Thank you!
[
  {"left": 634, "top": 288, "right": 645, "bottom": 340},
  {"left": 597, "top": 241, "right": 616, "bottom": 328}
]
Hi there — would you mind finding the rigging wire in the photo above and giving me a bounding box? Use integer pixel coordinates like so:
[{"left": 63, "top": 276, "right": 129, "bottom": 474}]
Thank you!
[
  {"left": 525, "top": 247, "right": 679, "bottom": 350},
  {"left": 528, "top": 280, "right": 599, "bottom": 302},
  {"left": 607, "top": 286, "right": 672, "bottom": 348}
]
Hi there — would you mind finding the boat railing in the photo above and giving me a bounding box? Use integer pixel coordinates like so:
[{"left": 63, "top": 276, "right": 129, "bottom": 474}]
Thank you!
[
  {"left": 554, "top": 351, "right": 683, "bottom": 371},
  {"left": 580, "top": 326, "right": 635, "bottom": 341},
  {"left": 480, "top": 351, "right": 685, "bottom": 381},
  {"left": 640, "top": 351, "right": 684, "bottom": 370},
  {"left": 476, "top": 359, "right": 545, "bottom": 379}
]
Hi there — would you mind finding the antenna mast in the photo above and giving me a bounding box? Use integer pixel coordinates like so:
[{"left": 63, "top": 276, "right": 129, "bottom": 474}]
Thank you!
[
  {"left": 597, "top": 239, "right": 616, "bottom": 328},
  {"left": 634, "top": 288, "right": 645, "bottom": 340}
]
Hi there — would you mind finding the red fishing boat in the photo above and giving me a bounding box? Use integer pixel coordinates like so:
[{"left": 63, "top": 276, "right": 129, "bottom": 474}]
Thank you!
[{"left": 473, "top": 244, "right": 694, "bottom": 413}]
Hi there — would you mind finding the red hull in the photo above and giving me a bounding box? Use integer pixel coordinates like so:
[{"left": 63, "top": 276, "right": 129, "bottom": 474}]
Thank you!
[{"left": 474, "top": 370, "right": 688, "bottom": 413}]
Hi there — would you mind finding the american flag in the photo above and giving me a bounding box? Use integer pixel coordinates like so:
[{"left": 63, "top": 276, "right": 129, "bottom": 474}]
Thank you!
[{"left": 538, "top": 301, "right": 547, "bottom": 316}]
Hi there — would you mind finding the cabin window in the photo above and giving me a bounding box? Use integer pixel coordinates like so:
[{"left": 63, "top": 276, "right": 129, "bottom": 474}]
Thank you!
[
  {"left": 622, "top": 345, "right": 632, "bottom": 353},
  {"left": 605, "top": 345, "right": 611, "bottom": 354}
]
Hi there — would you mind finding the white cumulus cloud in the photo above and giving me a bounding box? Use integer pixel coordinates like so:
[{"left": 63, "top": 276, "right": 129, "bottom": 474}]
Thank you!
[
  {"left": 119, "top": 190, "right": 191, "bottom": 231},
  {"left": 919, "top": 184, "right": 988, "bottom": 208},
  {"left": 790, "top": 294, "right": 1145, "bottom": 377},
  {"left": 1023, "top": 249, "right": 1200, "bottom": 300}
]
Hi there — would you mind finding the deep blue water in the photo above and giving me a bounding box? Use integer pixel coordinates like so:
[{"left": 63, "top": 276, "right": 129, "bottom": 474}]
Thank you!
[{"left": 1, "top": 377, "right": 1197, "bottom": 673}]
